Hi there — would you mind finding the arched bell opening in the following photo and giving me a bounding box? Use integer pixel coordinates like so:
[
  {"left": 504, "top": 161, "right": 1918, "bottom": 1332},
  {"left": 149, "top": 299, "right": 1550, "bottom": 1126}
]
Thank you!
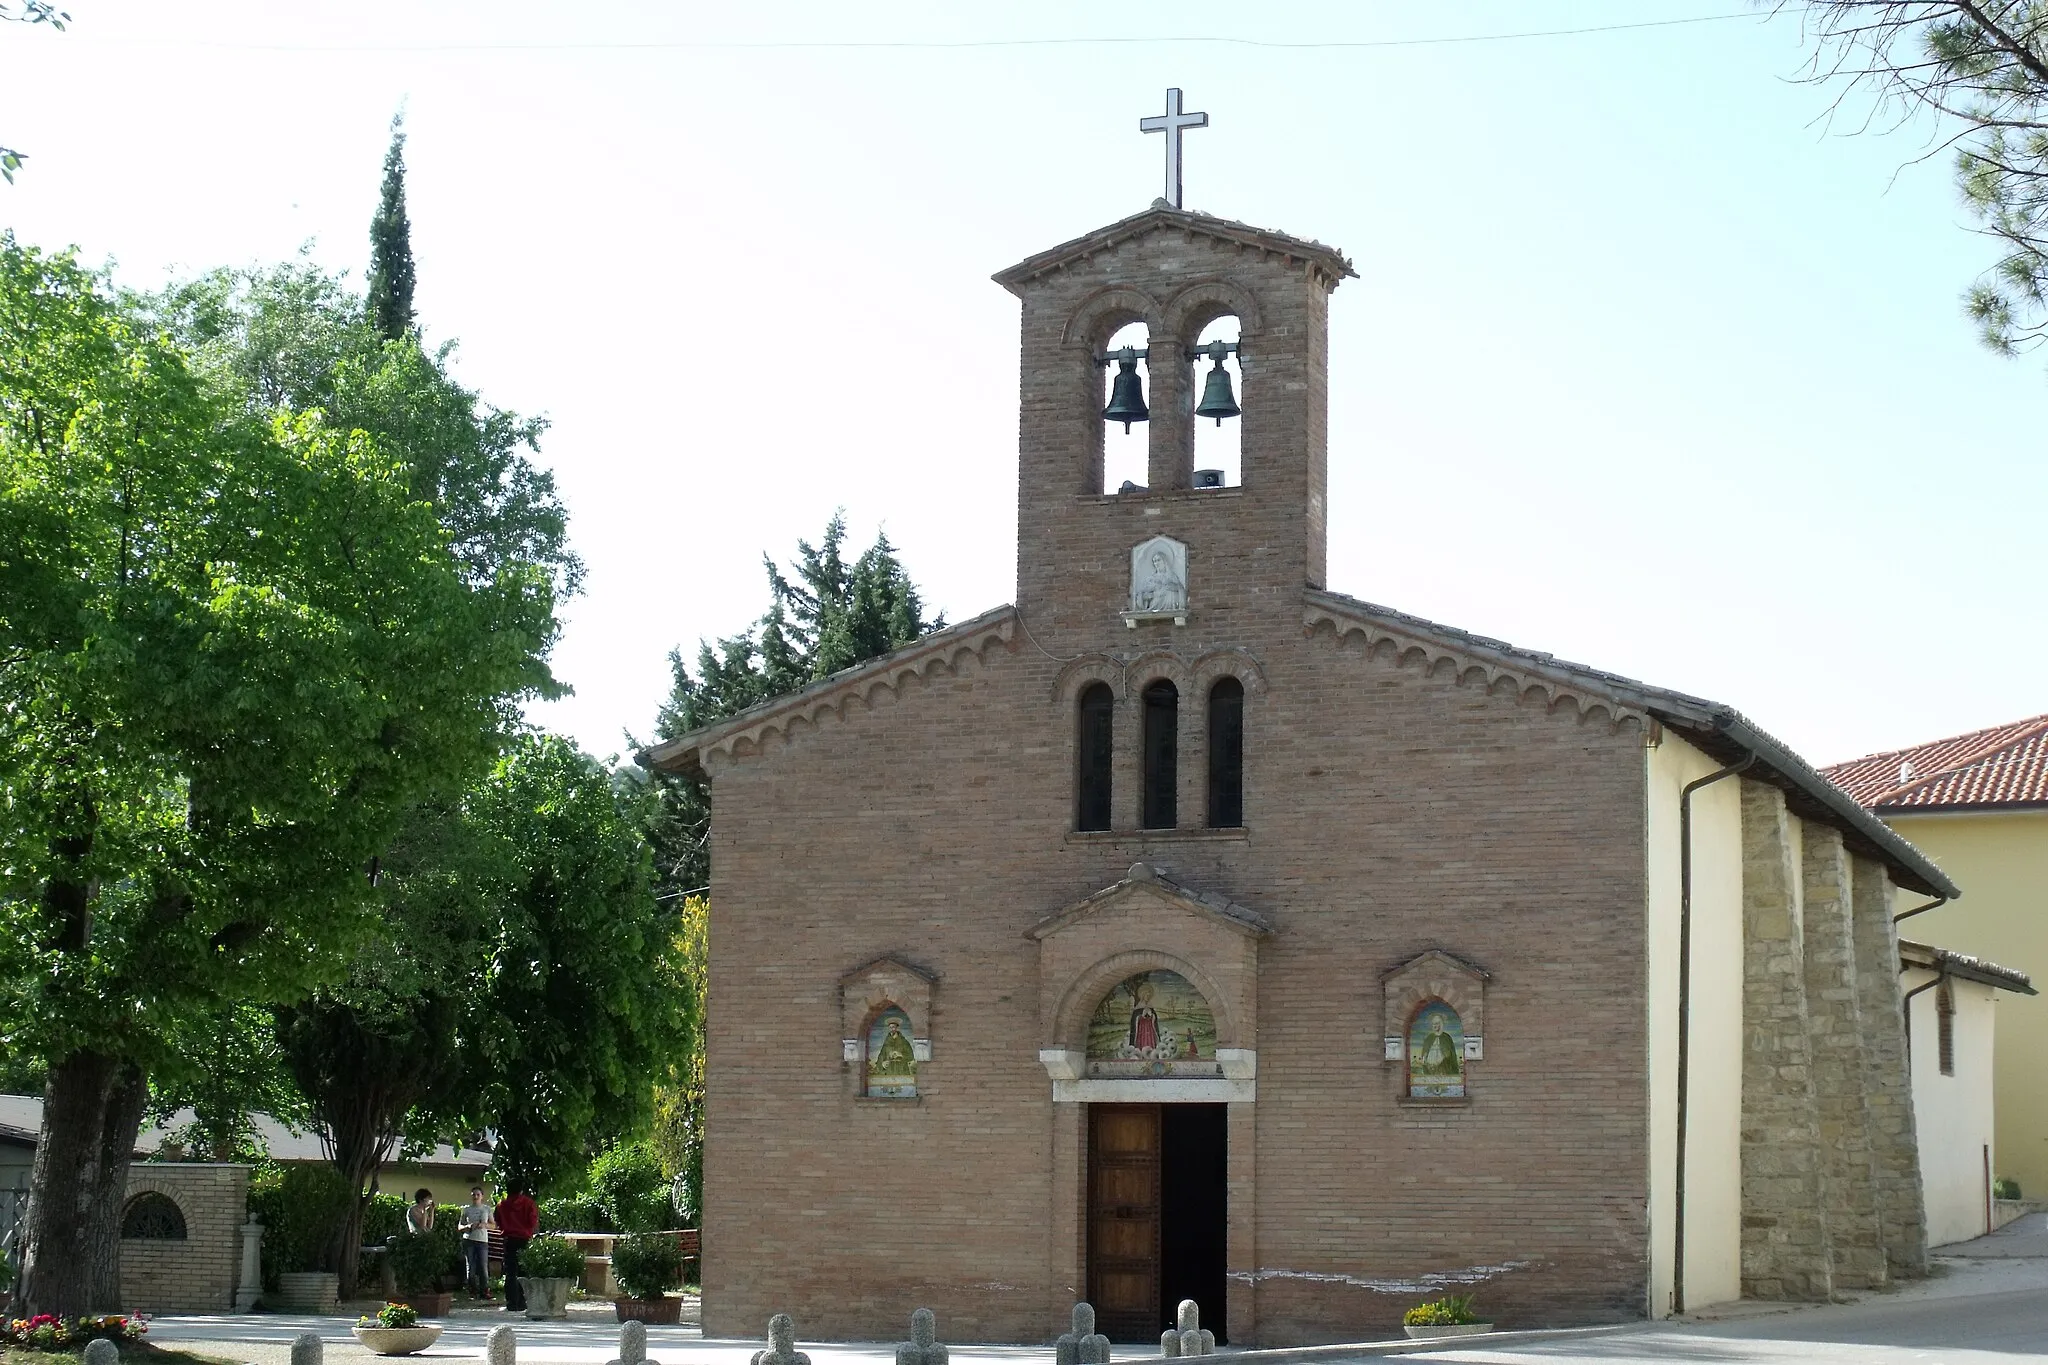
[
  {"left": 1189, "top": 316, "right": 1242, "bottom": 489},
  {"left": 1101, "top": 320, "right": 1152, "bottom": 495}
]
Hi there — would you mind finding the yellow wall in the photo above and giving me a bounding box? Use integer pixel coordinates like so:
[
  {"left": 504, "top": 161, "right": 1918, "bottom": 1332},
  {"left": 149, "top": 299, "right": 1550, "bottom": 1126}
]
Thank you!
[
  {"left": 1645, "top": 734, "right": 1744, "bottom": 1317},
  {"left": 1885, "top": 811, "right": 2048, "bottom": 1199}
]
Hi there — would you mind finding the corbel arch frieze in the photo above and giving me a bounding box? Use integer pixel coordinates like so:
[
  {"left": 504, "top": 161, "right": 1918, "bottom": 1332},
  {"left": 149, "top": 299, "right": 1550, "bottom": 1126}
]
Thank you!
[
  {"left": 1050, "top": 647, "right": 1268, "bottom": 708},
  {"left": 1161, "top": 277, "right": 1264, "bottom": 347},
  {"left": 1125, "top": 649, "right": 1196, "bottom": 696},
  {"left": 1050, "top": 947, "right": 1243, "bottom": 1053},
  {"left": 1061, "top": 284, "right": 1165, "bottom": 351},
  {"left": 1303, "top": 604, "right": 1642, "bottom": 730},
  {"left": 698, "top": 618, "right": 1017, "bottom": 773}
]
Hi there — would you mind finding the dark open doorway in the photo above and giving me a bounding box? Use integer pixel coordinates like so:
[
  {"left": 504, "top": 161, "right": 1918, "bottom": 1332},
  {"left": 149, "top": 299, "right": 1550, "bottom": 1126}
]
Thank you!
[
  {"left": 1086, "top": 1103, "right": 1228, "bottom": 1343},
  {"left": 1160, "top": 1103, "right": 1228, "bottom": 1343}
]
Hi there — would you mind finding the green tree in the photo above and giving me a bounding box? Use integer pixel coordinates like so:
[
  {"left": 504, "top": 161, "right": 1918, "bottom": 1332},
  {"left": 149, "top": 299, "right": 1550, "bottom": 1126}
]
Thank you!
[
  {"left": 466, "top": 735, "right": 683, "bottom": 1191},
  {"left": 1796, "top": 2, "right": 2048, "bottom": 355},
  {"left": 0, "top": 237, "right": 554, "bottom": 1316},
  {"left": 651, "top": 894, "right": 706, "bottom": 1224},
  {"left": 144, "top": 1004, "right": 307, "bottom": 1162},
  {"left": 0, "top": 2, "right": 66, "bottom": 183},
  {"left": 366, "top": 111, "right": 416, "bottom": 342},
  {"left": 642, "top": 512, "right": 941, "bottom": 897}
]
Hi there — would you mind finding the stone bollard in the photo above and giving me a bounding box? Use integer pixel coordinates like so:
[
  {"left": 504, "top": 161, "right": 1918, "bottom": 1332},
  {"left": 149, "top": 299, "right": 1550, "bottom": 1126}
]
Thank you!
[
  {"left": 895, "top": 1308, "right": 947, "bottom": 1365},
  {"left": 1056, "top": 1303, "right": 1110, "bottom": 1365},
  {"left": 485, "top": 1324, "right": 518, "bottom": 1365},
  {"left": 1160, "top": 1300, "right": 1214, "bottom": 1358},
  {"left": 290, "top": 1333, "right": 323, "bottom": 1365},
  {"left": 750, "top": 1314, "right": 812, "bottom": 1365},
  {"left": 83, "top": 1339, "right": 120, "bottom": 1365},
  {"left": 607, "top": 1318, "right": 658, "bottom": 1365}
]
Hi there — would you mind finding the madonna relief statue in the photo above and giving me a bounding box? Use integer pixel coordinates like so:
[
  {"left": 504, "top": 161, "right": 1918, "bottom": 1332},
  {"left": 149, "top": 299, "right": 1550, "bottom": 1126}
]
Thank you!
[{"left": 1129, "top": 535, "right": 1188, "bottom": 616}]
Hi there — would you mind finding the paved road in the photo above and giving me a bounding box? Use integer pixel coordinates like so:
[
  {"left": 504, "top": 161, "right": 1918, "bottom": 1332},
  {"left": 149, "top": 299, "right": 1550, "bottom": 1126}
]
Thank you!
[{"left": 147, "top": 1217, "right": 2048, "bottom": 1365}]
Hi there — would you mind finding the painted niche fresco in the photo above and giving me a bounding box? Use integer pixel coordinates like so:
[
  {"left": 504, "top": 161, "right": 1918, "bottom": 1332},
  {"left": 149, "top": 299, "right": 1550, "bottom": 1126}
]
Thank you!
[
  {"left": 865, "top": 1005, "right": 917, "bottom": 1098},
  {"left": 1084, "top": 971, "right": 1222, "bottom": 1079},
  {"left": 1407, "top": 1000, "right": 1465, "bottom": 1099}
]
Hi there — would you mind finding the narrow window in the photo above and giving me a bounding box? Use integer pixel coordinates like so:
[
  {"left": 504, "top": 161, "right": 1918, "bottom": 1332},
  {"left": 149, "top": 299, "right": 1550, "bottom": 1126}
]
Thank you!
[
  {"left": 1077, "top": 683, "right": 1114, "bottom": 832},
  {"left": 1207, "top": 677, "right": 1244, "bottom": 828},
  {"left": 1142, "top": 679, "right": 1178, "bottom": 829},
  {"left": 1937, "top": 982, "right": 1956, "bottom": 1077}
]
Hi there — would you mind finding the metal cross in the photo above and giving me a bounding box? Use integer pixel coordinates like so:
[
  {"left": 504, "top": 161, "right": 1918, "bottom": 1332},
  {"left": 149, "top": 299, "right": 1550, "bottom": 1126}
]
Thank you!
[{"left": 1139, "top": 88, "right": 1208, "bottom": 209}]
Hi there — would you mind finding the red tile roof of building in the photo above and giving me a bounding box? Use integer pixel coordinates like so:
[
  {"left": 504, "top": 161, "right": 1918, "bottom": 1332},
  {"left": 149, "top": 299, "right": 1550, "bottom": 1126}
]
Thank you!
[{"left": 1822, "top": 716, "right": 2048, "bottom": 811}]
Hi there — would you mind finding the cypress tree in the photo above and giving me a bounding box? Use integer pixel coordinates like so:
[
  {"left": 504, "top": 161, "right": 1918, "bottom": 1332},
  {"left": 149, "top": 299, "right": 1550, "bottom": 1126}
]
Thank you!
[{"left": 366, "top": 111, "right": 416, "bottom": 342}]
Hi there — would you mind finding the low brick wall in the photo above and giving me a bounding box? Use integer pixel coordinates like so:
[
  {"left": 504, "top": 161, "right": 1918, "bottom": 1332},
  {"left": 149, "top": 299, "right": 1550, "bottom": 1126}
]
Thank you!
[{"left": 120, "top": 1163, "right": 249, "bottom": 1314}]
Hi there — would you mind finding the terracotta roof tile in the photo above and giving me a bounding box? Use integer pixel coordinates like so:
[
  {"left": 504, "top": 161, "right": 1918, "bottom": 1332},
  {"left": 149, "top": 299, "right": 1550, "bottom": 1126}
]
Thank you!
[{"left": 1822, "top": 716, "right": 2048, "bottom": 810}]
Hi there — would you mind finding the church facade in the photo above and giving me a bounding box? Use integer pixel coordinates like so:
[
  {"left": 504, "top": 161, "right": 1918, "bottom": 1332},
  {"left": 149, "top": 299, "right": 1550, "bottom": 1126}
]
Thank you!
[{"left": 643, "top": 205, "right": 1955, "bottom": 1344}]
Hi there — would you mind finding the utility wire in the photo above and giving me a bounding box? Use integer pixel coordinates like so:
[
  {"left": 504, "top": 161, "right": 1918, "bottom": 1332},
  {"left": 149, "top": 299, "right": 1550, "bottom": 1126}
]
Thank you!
[{"left": 57, "top": 11, "right": 1760, "bottom": 55}]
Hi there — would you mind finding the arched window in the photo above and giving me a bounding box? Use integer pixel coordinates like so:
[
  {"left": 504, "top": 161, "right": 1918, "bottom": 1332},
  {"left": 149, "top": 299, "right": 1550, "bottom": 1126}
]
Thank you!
[
  {"left": 864, "top": 1004, "right": 918, "bottom": 1098},
  {"left": 1142, "top": 679, "right": 1178, "bottom": 829},
  {"left": 1937, "top": 982, "right": 1956, "bottom": 1077},
  {"left": 1207, "top": 677, "right": 1243, "bottom": 828},
  {"left": 1076, "top": 683, "right": 1114, "bottom": 832},
  {"left": 122, "top": 1191, "right": 187, "bottom": 1240},
  {"left": 1101, "top": 321, "right": 1151, "bottom": 494},
  {"left": 1406, "top": 1001, "right": 1466, "bottom": 1099}
]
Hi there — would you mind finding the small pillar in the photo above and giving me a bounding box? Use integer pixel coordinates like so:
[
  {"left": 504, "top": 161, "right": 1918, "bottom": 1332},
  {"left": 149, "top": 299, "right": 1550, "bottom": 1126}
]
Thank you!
[
  {"left": 896, "top": 1308, "right": 947, "bottom": 1365},
  {"left": 290, "top": 1333, "right": 322, "bottom": 1365},
  {"left": 83, "top": 1340, "right": 119, "bottom": 1365},
  {"left": 1056, "top": 1303, "right": 1110, "bottom": 1365},
  {"left": 607, "top": 1319, "right": 656, "bottom": 1365},
  {"left": 751, "top": 1315, "right": 811, "bottom": 1365},
  {"left": 234, "top": 1218, "right": 263, "bottom": 1313},
  {"left": 1161, "top": 1300, "right": 1213, "bottom": 1356},
  {"left": 485, "top": 1325, "right": 517, "bottom": 1365}
]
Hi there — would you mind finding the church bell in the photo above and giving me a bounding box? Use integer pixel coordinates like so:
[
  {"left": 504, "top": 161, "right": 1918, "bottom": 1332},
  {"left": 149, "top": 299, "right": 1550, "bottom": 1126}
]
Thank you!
[
  {"left": 1102, "top": 348, "right": 1150, "bottom": 432},
  {"left": 1193, "top": 339, "right": 1240, "bottom": 425}
]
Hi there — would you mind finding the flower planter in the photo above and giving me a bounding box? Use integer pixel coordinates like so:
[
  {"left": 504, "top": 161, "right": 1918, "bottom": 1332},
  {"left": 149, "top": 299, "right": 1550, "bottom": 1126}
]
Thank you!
[
  {"left": 399, "top": 1290, "right": 453, "bottom": 1318},
  {"left": 614, "top": 1295, "right": 682, "bottom": 1324},
  {"left": 520, "top": 1275, "right": 577, "bottom": 1320},
  {"left": 273, "top": 1271, "right": 340, "bottom": 1313},
  {"left": 352, "top": 1325, "right": 445, "bottom": 1356},
  {"left": 1401, "top": 1323, "right": 1493, "bottom": 1340}
]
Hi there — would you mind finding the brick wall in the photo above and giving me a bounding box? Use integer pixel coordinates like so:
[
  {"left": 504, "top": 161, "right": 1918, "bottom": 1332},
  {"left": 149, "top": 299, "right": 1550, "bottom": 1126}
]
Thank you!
[{"left": 120, "top": 1163, "right": 248, "bottom": 1314}]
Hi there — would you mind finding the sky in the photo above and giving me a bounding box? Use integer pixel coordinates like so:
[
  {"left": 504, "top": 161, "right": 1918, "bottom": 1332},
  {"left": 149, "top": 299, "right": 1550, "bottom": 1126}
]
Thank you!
[{"left": 4, "top": 1, "right": 2044, "bottom": 770}]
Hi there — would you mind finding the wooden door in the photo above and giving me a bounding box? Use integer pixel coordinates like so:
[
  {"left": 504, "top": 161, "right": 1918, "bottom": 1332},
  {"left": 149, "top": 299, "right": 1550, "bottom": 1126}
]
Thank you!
[{"left": 1088, "top": 1104, "right": 1161, "bottom": 1340}]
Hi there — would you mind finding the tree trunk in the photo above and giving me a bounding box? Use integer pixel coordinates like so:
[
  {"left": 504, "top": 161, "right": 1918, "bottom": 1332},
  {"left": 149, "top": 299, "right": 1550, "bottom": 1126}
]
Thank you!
[{"left": 17, "top": 1052, "right": 148, "bottom": 1317}]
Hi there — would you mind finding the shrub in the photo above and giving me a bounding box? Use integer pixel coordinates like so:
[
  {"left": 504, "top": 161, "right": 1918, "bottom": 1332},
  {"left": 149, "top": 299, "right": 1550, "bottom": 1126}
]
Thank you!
[
  {"left": 359, "top": 1302, "right": 420, "bottom": 1329},
  {"left": 588, "top": 1142, "right": 673, "bottom": 1233},
  {"left": 517, "top": 1234, "right": 586, "bottom": 1281},
  {"left": 609, "top": 1233, "right": 683, "bottom": 1301},
  {"left": 362, "top": 1192, "right": 411, "bottom": 1246},
  {"left": 538, "top": 1195, "right": 609, "bottom": 1233},
  {"left": 386, "top": 1231, "right": 443, "bottom": 1296},
  {"left": 248, "top": 1162, "right": 354, "bottom": 1282},
  {"left": 1402, "top": 1294, "right": 1481, "bottom": 1327},
  {"left": 1995, "top": 1176, "right": 2023, "bottom": 1201}
]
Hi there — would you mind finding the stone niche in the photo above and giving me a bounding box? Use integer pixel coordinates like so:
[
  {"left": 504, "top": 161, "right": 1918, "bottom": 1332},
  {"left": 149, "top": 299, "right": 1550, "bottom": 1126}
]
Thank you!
[
  {"left": 1030, "top": 861, "right": 1267, "bottom": 1102},
  {"left": 839, "top": 955, "right": 936, "bottom": 1098},
  {"left": 1381, "top": 949, "right": 1489, "bottom": 1101}
]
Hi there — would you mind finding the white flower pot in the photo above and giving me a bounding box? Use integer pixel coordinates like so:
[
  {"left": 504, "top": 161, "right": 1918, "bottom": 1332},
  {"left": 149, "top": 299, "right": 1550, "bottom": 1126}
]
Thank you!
[
  {"left": 521, "top": 1275, "right": 577, "bottom": 1320},
  {"left": 352, "top": 1325, "right": 444, "bottom": 1356},
  {"left": 1402, "top": 1322, "right": 1493, "bottom": 1339}
]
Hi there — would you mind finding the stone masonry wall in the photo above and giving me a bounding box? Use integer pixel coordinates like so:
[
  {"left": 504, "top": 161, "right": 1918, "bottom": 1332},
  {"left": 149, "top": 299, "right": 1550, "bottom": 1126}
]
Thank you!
[
  {"left": 1799, "top": 825, "right": 1885, "bottom": 1290},
  {"left": 1851, "top": 855, "right": 1929, "bottom": 1276},
  {"left": 120, "top": 1163, "right": 248, "bottom": 1313},
  {"left": 1738, "top": 783, "right": 1833, "bottom": 1301}
]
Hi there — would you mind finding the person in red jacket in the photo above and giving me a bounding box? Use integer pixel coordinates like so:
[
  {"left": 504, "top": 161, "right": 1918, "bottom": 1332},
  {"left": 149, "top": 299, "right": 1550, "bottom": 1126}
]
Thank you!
[{"left": 494, "top": 1184, "right": 539, "bottom": 1311}]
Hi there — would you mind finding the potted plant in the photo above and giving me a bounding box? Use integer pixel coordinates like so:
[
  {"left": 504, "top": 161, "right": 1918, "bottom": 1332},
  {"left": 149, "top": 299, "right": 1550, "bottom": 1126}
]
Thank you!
[
  {"left": 386, "top": 1231, "right": 453, "bottom": 1317},
  {"left": 353, "top": 1302, "right": 445, "bottom": 1356},
  {"left": 1401, "top": 1294, "right": 1492, "bottom": 1340},
  {"left": 517, "top": 1234, "right": 585, "bottom": 1320},
  {"left": 610, "top": 1232, "right": 684, "bottom": 1324}
]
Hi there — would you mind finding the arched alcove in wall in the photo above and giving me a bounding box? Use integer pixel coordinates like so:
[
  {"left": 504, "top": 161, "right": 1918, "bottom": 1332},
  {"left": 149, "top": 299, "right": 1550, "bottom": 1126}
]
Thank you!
[
  {"left": 1189, "top": 315, "right": 1242, "bottom": 488},
  {"left": 1102, "top": 320, "right": 1151, "bottom": 494}
]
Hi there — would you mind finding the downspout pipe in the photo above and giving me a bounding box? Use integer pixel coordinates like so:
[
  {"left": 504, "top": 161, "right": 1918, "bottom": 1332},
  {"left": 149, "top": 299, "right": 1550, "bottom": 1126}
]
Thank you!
[
  {"left": 1900, "top": 970, "right": 1946, "bottom": 1062},
  {"left": 1895, "top": 895, "right": 1949, "bottom": 925},
  {"left": 1672, "top": 750, "right": 1755, "bottom": 1317}
]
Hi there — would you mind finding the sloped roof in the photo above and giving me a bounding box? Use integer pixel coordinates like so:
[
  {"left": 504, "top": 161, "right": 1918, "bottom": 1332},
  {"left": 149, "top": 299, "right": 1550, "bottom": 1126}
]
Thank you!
[
  {"left": 992, "top": 205, "right": 1355, "bottom": 294},
  {"left": 1821, "top": 716, "right": 2048, "bottom": 812},
  {"left": 1899, "top": 939, "right": 2037, "bottom": 995},
  {"left": 0, "top": 1094, "right": 492, "bottom": 1167},
  {"left": 1305, "top": 589, "right": 1959, "bottom": 899}
]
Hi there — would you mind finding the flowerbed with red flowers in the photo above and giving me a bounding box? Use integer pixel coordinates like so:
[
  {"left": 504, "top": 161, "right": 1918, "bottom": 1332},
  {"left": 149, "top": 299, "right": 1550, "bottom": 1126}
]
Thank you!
[{"left": 1, "top": 1315, "right": 148, "bottom": 1350}]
